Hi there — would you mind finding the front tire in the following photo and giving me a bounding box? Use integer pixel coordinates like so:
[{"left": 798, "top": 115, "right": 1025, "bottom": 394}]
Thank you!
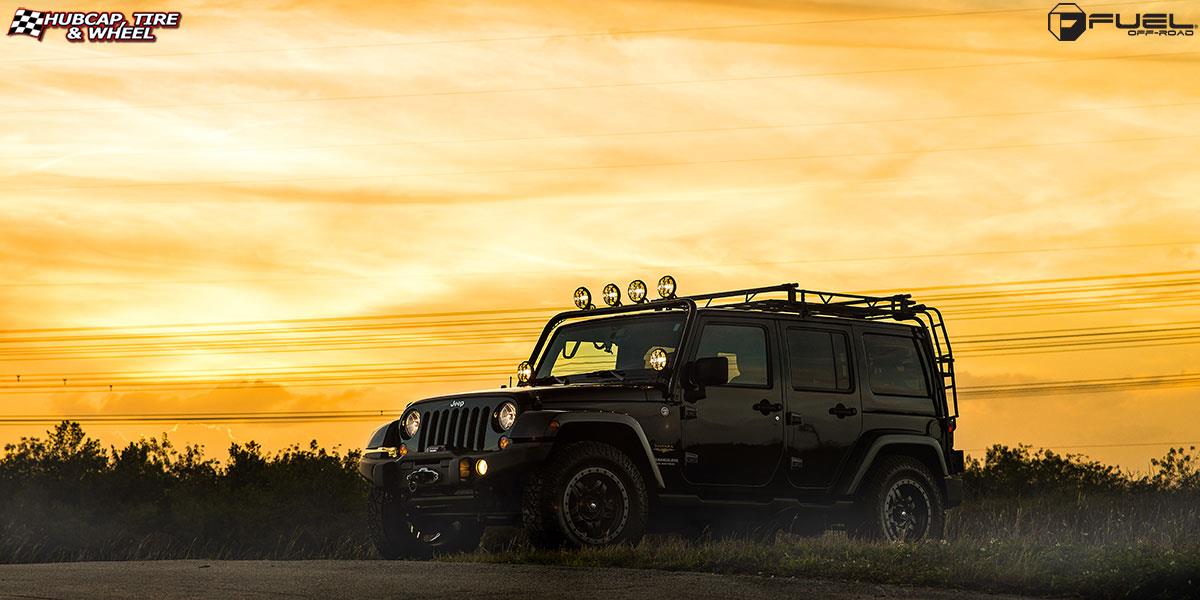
[
  {"left": 522, "top": 441, "right": 648, "bottom": 549},
  {"left": 849, "top": 456, "right": 945, "bottom": 542},
  {"left": 367, "top": 488, "right": 483, "bottom": 559}
]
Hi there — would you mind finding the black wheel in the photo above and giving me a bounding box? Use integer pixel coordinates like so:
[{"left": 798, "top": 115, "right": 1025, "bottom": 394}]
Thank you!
[
  {"left": 849, "top": 456, "right": 945, "bottom": 542},
  {"left": 367, "top": 488, "right": 484, "bottom": 559},
  {"left": 522, "top": 441, "right": 648, "bottom": 549}
]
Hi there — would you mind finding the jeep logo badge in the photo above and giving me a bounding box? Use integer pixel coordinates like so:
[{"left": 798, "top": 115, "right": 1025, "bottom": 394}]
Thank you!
[
  {"left": 449, "top": 400, "right": 465, "bottom": 407},
  {"left": 1049, "top": 3, "right": 1086, "bottom": 41}
]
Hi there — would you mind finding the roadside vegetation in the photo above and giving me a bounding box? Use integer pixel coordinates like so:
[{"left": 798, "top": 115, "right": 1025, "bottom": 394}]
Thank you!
[{"left": 2, "top": 422, "right": 1197, "bottom": 598}]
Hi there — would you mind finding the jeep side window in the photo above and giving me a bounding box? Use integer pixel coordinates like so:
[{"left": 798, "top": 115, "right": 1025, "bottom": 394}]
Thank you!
[
  {"left": 694, "top": 324, "right": 769, "bottom": 387},
  {"left": 863, "top": 333, "right": 929, "bottom": 397},
  {"left": 786, "top": 328, "right": 851, "bottom": 391}
]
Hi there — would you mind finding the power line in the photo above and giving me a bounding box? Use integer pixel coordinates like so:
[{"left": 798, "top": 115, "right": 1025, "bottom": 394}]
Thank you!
[
  {"left": 7, "top": 321, "right": 1200, "bottom": 387},
  {"left": 0, "top": 410, "right": 403, "bottom": 424},
  {"left": 959, "top": 338, "right": 1200, "bottom": 358},
  {"left": 0, "top": 270, "right": 1196, "bottom": 362},
  {"left": 4, "top": 294, "right": 1194, "bottom": 357},
  {"left": 867, "top": 268, "right": 1200, "bottom": 294},
  {"left": 954, "top": 319, "right": 1200, "bottom": 340},
  {"left": 963, "top": 440, "right": 1200, "bottom": 453},
  {"left": 964, "top": 374, "right": 1200, "bottom": 398},
  {"left": 3, "top": 51, "right": 1193, "bottom": 117},
  {"left": 1, "top": 240, "right": 1196, "bottom": 290},
  {"left": 0, "top": 306, "right": 553, "bottom": 334}
]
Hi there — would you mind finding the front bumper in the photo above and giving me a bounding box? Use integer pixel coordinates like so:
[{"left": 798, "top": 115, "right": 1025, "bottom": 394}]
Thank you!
[{"left": 358, "top": 442, "right": 552, "bottom": 519}]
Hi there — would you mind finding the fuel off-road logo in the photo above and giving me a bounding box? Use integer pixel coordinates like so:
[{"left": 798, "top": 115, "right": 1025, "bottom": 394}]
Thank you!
[
  {"left": 1048, "top": 3, "right": 1195, "bottom": 41},
  {"left": 8, "top": 8, "right": 181, "bottom": 42}
]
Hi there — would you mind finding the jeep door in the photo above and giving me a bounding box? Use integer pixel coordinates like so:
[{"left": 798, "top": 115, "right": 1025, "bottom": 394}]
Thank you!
[
  {"left": 680, "top": 317, "right": 785, "bottom": 487},
  {"left": 780, "top": 322, "right": 863, "bottom": 490}
]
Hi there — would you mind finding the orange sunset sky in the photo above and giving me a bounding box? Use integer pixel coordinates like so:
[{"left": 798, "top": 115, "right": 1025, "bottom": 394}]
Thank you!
[{"left": 1, "top": 0, "right": 1197, "bottom": 471}]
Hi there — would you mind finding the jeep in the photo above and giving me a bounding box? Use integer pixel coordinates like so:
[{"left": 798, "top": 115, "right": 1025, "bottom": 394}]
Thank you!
[{"left": 359, "top": 279, "right": 964, "bottom": 557}]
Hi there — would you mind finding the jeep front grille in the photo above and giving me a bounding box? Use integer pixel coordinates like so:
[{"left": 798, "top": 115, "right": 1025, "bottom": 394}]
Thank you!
[{"left": 418, "top": 406, "right": 490, "bottom": 452}]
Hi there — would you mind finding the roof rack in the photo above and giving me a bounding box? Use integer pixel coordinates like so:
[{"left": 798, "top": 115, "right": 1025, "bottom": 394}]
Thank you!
[{"left": 685, "top": 284, "right": 958, "bottom": 419}]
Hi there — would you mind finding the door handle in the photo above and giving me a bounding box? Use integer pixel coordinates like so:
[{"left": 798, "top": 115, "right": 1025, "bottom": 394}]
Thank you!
[
  {"left": 829, "top": 403, "right": 858, "bottom": 418},
  {"left": 753, "top": 399, "right": 783, "bottom": 415}
]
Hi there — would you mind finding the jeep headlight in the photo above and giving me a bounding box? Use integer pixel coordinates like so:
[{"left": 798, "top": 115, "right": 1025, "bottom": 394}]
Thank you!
[
  {"left": 495, "top": 401, "right": 517, "bottom": 431},
  {"left": 402, "top": 410, "right": 421, "bottom": 438}
]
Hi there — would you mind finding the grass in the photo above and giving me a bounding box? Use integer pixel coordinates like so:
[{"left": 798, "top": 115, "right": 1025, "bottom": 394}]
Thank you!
[
  {"left": 450, "top": 535, "right": 1200, "bottom": 599},
  {"left": 3, "top": 422, "right": 1200, "bottom": 598}
]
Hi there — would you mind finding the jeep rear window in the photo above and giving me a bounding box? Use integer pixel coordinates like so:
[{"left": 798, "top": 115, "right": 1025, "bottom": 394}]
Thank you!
[
  {"left": 786, "top": 328, "right": 851, "bottom": 391},
  {"left": 863, "top": 333, "right": 930, "bottom": 397},
  {"left": 536, "top": 314, "right": 686, "bottom": 383}
]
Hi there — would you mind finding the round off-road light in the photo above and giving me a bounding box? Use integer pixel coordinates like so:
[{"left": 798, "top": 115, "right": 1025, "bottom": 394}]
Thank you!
[
  {"left": 628, "top": 279, "right": 648, "bottom": 303},
  {"left": 657, "top": 275, "right": 677, "bottom": 299},
  {"left": 602, "top": 283, "right": 621, "bottom": 307},
  {"left": 495, "top": 401, "right": 518, "bottom": 431},
  {"left": 516, "top": 361, "right": 533, "bottom": 384},
  {"left": 649, "top": 348, "right": 669, "bottom": 371},
  {"left": 573, "top": 286, "right": 592, "bottom": 310},
  {"left": 475, "top": 459, "right": 489, "bottom": 476},
  {"left": 402, "top": 410, "right": 421, "bottom": 438}
]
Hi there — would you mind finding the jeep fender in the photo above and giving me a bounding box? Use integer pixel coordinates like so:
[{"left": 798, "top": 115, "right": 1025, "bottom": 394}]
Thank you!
[
  {"left": 510, "top": 410, "right": 665, "bottom": 489},
  {"left": 839, "top": 434, "right": 949, "bottom": 495}
]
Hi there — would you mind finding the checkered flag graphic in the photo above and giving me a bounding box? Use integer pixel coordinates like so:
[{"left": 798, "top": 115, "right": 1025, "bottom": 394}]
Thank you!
[{"left": 8, "top": 8, "right": 46, "bottom": 40}]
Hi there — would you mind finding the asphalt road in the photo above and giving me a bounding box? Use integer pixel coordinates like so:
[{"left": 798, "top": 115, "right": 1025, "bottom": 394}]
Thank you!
[{"left": 0, "top": 560, "right": 1038, "bottom": 600}]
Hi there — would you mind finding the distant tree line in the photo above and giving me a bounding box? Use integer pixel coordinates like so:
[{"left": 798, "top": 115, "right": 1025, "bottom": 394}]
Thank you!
[
  {"left": 0, "top": 422, "right": 1196, "bottom": 562},
  {"left": 0, "top": 422, "right": 367, "bottom": 561}
]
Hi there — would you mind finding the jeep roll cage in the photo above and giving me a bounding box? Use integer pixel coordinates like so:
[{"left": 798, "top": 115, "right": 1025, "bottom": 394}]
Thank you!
[{"left": 524, "top": 283, "right": 958, "bottom": 418}]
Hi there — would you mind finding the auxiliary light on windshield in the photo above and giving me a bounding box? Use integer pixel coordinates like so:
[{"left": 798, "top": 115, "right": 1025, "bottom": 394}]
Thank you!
[
  {"left": 649, "top": 347, "right": 669, "bottom": 371},
  {"left": 516, "top": 361, "right": 533, "bottom": 384}
]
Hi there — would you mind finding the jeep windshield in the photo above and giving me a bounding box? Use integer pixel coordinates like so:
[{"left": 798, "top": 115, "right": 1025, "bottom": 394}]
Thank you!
[{"left": 533, "top": 313, "right": 686, "bottom": 385}]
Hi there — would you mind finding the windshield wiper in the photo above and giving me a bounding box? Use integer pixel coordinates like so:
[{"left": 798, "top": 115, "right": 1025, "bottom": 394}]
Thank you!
[{"left": 568, "top": 369, "right": 626, "bottom": 382}]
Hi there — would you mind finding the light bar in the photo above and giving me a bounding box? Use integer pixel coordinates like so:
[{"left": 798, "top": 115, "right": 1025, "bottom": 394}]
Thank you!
[
  {"left": 657, "top": 275, "right": 677, "bottom": 299},
  {"left": 573, "top": 286, "right": 593, "bottom": 310},
  {"left": 602, "top": 283, "right": 622, "bottom": 307},
  {"left": 628, "top": 279, "right": 648, "bottom": 303}
]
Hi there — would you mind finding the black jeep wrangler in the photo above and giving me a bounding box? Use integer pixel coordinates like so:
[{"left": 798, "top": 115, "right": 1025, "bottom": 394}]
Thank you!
[{"left": 359, "top": 278, "right": 964, "bottom": 557}]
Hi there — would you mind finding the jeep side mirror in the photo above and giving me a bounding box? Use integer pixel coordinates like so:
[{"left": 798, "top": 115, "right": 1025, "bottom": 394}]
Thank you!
[{"left": 684, "top": 356, "right": 729, "bottom": 401}]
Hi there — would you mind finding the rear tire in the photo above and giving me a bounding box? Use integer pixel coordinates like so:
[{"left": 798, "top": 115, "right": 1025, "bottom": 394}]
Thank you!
[
  {"left": 849, "top": 456, "right": 945, "bottom": 542},
  {"left": 367, "top": 488, "right": 484, "bottom": 559},
  {"left": 522, "top": 441, "right": 648, "bottom": 549}
]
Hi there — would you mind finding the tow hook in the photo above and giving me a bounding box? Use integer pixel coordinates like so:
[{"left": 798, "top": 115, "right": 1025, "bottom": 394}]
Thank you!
[{"left": 407, "top": 467, "right": 440, "bottom": 492}]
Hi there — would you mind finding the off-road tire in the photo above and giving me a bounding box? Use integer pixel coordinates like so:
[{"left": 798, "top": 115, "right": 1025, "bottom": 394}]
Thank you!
[
  {"left": 522, "top": 441, "right": 648, "bottom": 549},
  {"left": 849, "top": 455, "right": 945, "bottom": 542},
  {"left": 367, "top": 488, "right": 484, "bottom": 559}
]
